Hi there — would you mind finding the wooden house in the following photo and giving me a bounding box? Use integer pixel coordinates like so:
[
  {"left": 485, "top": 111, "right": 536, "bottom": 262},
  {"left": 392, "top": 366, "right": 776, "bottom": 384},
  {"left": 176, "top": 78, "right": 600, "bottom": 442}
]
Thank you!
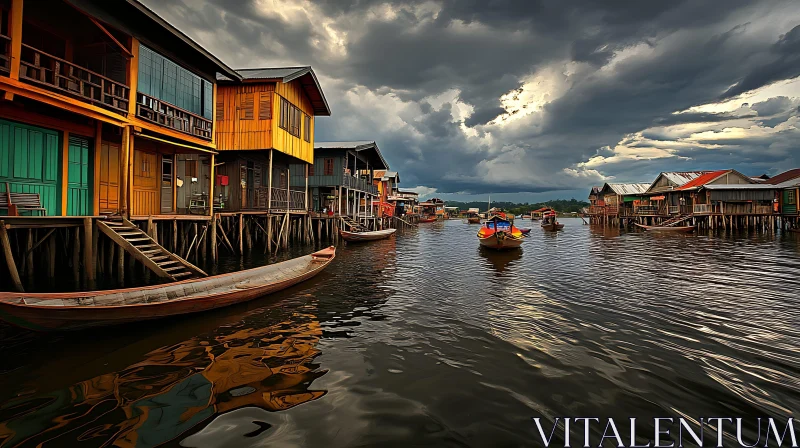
[
  {"left": 388, "top": 190, "right": 417, "bottom": 216},
  {"left": 597, "top": 183, "right": 650, "bottom": 219},
  {"left": 643, "top": 171, "right": 712, "bottom": 215},
  {"left": 296, "top": 141, "right": 386, "bottom": 218},
  {"left": 213, "top": 67, "right": 330, "bottom": 213},
  {"left": 0, "top": 0, "right": 241, "bottom": 218},
  {"left": 765, "top": 169, "right": 800, "bottom": 217},
  {"left": 676, "top": 170, "right": 774, "bottom": 215},
  {"left": 372, "top": 170, "right": 399, "bottom": 217}
]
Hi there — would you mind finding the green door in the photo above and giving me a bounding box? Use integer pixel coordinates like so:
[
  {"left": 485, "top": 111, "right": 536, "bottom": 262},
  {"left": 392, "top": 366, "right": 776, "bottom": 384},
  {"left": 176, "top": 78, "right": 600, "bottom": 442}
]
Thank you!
[
  {"left": 0, "top": 119, "right": 60, "bottom": 216},
  {"left": 67, "top": 136, "right": 91, "bottom": 216}
]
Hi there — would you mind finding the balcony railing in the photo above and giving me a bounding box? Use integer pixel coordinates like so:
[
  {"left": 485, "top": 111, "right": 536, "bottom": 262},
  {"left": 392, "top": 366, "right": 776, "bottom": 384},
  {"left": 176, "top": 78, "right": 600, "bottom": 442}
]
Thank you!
[
  {"left": 693, "top": 204, "right": 711, "bottom": 214},
  {"left": 0, "top": 34, "right": 10, "bottom": 74},
  {"left": 19, "top": 44, "right": 130, "bottom": 114},
  {"left": 668, "top": 205, "right": 680, "bottom": 214},
  {"left": 270, "top": 188, "right": 307, "bottom": 211},
  {"left": 634, "top": 205, "right": 659, "bottom": 215},
  {"left": 342, "top": 175, "right": 378, "bottom": 195},
  {"left": 136, "top": 92, "right": 212, "bottom": 140}
]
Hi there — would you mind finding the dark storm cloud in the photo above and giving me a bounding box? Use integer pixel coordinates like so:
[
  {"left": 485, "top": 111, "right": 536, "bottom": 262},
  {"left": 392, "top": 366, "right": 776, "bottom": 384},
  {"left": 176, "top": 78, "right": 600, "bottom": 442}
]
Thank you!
[
  {"left": 722, "top": 25, "right": 800, "bottom": 99},
  {"left": 142, "top": 0, "right": 800, "bottom": 198}
]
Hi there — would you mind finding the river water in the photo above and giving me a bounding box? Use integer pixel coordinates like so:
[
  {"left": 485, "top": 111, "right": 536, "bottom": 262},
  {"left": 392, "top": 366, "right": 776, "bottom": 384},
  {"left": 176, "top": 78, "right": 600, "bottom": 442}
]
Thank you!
[{"left": 1, "top": 218, "right": 799, "bottom": 447}]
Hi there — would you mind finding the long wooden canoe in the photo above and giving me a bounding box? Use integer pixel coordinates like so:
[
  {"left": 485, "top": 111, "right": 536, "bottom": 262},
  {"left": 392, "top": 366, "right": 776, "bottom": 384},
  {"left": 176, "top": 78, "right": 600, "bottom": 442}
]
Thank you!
[
  {"left": 418, "top": 216, "right": 438, "bottom": 223},
  {"left": 541, "top": 222, "right": 564, "bottom": 231},
  {"left": 0, "top": 247, "right": 336, "bottom": 331},
  {"left": 340, "top": 228, "right": 396, "bottom": 242},
  {"left": 635, "top": 223, "right": 695, "bottom": 233}
]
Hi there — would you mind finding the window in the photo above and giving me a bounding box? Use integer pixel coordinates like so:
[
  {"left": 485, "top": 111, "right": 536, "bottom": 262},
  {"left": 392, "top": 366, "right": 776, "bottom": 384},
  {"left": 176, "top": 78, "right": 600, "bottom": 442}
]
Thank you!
[
  {"left": 278, "top": 97, "right": 302, "bottom": 137},
  {"left": 308, "top": 162, "right": 315, "bottom": 176},
  {"left": 788, "top": 190, "right": 796, "bottom": 205},
  {"left": 185, "top": 160, "right": 198, "bottom": 178},
  {"left": 304, "top": 114, "right": 311, "bottom": 142},
  {"left": 238, "top": 92, "right": 254, "bottom": 120},
  {"left": 324, "top": 158, "right": 334, "bottom": 176},
  {"left": 216, "top": 99, "right": 224, "bottom": 121},
  {"left": 259, "top": 92, "right": 272, "bottom": 120},
  {"left": 138, "top": 44, "right": 214, "bottom": 119}
]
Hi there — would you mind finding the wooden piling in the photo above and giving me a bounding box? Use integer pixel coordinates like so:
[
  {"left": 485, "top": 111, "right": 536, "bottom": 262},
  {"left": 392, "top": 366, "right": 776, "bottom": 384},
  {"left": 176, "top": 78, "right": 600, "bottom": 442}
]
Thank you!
[
  {"left": 0, "top": 221, "right": 23, "bottom": 292},
  {"left": 83, "top": 218, "right": 94, "bottom": 288},
  {"left": 210, "top": 215, "right": 218, "bottom": 261}
]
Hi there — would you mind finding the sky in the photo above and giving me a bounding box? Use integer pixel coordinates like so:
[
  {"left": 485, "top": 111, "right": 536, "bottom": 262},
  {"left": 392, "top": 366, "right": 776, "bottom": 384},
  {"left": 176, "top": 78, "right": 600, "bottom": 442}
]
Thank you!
[{"left": 142, "top": 0, "right": 800, "bottom": 202}]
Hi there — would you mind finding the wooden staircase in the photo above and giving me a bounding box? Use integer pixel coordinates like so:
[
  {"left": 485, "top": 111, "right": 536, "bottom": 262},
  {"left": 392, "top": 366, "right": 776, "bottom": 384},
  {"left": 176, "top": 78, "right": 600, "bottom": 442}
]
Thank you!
[
  {"left": 341, "top": 216, "right": 368, "bottom": 232},
  {"left": 97, "top": 217, "right": 207, "bottom": 281},
  {"left": 660, "top": 214, "right": 693, "bottom": 227}
]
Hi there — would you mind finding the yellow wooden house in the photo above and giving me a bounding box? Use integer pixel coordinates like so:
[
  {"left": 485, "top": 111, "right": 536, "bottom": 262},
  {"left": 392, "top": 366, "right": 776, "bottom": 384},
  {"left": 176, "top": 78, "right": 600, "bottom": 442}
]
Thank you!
[{"left": 214, "top": 67, "right": 331, "bottom": 213}]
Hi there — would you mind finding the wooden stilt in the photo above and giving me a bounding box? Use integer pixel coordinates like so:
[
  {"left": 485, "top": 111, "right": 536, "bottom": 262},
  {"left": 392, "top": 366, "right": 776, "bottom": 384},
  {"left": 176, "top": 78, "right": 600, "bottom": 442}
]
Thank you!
[
  {"left": 25, "top": 229, "right": 33, "bottom": 277},
  {"left": 238, "top": 213, "right": 244, "bottom": 254},
  {"left": 0, "top": 221, "right": 23, "bottom": 292},
  {"left": 47, "top": 232, "right": 56, "bottom": 278},
  {"left": 83, "top": 218, "right": 94, "bottom": 288},
  {"left": 210, "top": 215, "right": 218, "bottom": 261},
  {"left": 72, "top": 227, "right": 80, "bottom": 286}
]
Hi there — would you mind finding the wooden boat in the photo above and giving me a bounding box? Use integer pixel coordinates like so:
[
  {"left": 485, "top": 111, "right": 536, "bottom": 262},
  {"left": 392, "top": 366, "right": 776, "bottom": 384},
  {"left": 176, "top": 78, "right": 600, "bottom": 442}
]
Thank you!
[
  {"left": 541, "top": 212, "right": 564, "bottom": 231},
  {"left": 635, "top": 223, "right": 695, "bottom": 233},
  {"left": 520, "top": 228, "right": 531, "bottom": 235},
  {"left": 0, "top": 247, "right": 336, "bottom": 331},
  {"left": 541, "top": 222, "right": 564, "bottom": 231},
  {"left": 418, "top": 215, "right": 437, "bottom": 223},
  {"left": 340, "top": 228, "right": 396, "bottom": 242},
  {"left": 522, "top": 215, "right": 532, "bottom": 219},
  {"left": 477, "top": 216, "right": 525, "bottom": 250},
  {"left": 467, "top": 217, "right": 481, "bottom": 224}
]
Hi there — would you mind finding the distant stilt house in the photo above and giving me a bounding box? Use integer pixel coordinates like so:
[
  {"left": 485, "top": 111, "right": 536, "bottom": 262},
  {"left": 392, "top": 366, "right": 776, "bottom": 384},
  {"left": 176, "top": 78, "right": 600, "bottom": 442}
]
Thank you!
[
  {"left": 0, "top": 0, "right": 241, "bottom": 218},
  {"left": 299, "top": 141, "right": 387, "bottom": 219},
  {"left": 596, "top": 183, "right": 650, "bottom": 225},
  {"left": 764, "top": 169, "right": 800, "bottom": 226},
  {"left": 372, "top": 170, "right": 399, "bottom": 217},
  {"left": 642, "top": 171, "right": 713, "bottom": 216},
  {"left": 214, "top": 67, "right": 331, "bottom": 213},
  {"left": 674, "top": 170, "right": 774, "bottom": 216},
  {"left": 388, "top": 190, "right": 418, "bottom": 216}
]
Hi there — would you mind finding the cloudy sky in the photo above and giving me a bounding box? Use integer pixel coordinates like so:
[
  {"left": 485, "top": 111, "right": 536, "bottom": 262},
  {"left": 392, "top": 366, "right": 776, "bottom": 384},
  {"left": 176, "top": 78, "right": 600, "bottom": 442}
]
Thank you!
[{"left": 142, "top": 0, "right": 800, "bottom": 201}]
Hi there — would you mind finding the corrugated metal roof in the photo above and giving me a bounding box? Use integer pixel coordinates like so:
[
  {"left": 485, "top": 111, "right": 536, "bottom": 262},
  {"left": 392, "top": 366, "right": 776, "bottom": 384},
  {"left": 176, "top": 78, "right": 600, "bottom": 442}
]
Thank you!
[
  {"left": 701, "top": 184, "right": 776, "bottom": 190},
  {"left": 606, "top": 183, "right": 650, "bottom": 195},
  {"left": 677, "top": 170, "right": 730, "bottom": 190},
  {"left": 315, "top": 141, "right": 389, "bottom": 170},
  {"left": 766, "top": 169, "right": 800, "bottom": 185},
  {"left": 770, "top": 178, "right": 800, "bottom": 189},
  {"left": 662, "top": 171, "right": 709, "bottom": 185}
]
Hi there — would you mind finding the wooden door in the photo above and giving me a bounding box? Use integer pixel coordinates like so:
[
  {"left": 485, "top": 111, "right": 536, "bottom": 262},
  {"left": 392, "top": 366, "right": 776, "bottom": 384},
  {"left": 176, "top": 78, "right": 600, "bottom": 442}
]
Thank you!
[
  {"left": 132, "top": 150, "right": 159, "bottom": 215},
  {"left": 0, "top": 120, "right": 60, "bottom": 215},
  {"left": 67, "top": 136, "right": 91, "bottom": 216},
  {"left": 161, "top": 156, "right": 174, "bottom": 213},
  {"left": 98, "top": 142, "right": 120, "bottom": 213}
]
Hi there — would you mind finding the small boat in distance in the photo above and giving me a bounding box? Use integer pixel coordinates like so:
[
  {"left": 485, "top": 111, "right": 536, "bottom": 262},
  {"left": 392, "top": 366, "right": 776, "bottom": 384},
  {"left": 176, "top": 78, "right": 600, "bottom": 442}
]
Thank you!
[
  {"left": 0, "top": 247, "right": 336, "bottom": 331},
  {"left": 340, "top": 228, "right": 397, "bottom": 242},
  {"left": 418, "top": 215, "right": 437, "bottom": 223},
  {"left": 465, "top": 211, "right": 481, "bottom": 224},
  {"left": 541, "top": 211, "right": 564, "bottom": 231},
  {"left": 635, "top": 223, "right": 695, "bottom": 233},
  {"left": 477, "top": 216, "right": 525, "bottom": 250}
]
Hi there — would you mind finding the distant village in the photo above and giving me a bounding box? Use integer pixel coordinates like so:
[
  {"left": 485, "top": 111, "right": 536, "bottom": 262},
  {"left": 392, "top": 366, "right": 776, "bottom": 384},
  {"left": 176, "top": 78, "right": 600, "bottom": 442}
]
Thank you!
[{"left": 587, "top": 170, "right": 800, "bottom": 230}]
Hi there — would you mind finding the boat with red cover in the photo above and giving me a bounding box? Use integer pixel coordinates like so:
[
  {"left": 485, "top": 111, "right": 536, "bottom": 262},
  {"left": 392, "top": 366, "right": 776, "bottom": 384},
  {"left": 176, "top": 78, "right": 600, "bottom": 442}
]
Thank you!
[{"left": 477, "top": 216, "right": 525, "bottom": 250}]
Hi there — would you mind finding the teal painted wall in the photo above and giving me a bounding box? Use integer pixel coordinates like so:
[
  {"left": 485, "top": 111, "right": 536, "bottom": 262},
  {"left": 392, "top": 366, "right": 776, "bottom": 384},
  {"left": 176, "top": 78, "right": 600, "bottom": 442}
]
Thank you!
[{"left": 0, "top": 119, "right": 60, "bottom": 216}]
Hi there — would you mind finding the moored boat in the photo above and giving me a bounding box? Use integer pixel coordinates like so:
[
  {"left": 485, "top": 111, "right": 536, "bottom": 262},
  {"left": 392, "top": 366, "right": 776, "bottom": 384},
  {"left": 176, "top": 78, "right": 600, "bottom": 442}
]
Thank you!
[
  {"left": 520, "top": 228, "right": 531, "bottom": 235},
  {"left": 340, "top": 228, "right": 397, "bottom": 242},
  {"left": 634, "top": 224, "right": 695, "bottom": 233},
  {"left": 0, "top": 247, "right": 336, "bottom": 331},
  {"left": 541, "top": 211, "right": 564, "bottom": 231},
  {"left": 477, "top": 216, "right": 525, "bottom": 250},
  {"left": 418, "top": 215, "right": 438, "bottom": 223}
]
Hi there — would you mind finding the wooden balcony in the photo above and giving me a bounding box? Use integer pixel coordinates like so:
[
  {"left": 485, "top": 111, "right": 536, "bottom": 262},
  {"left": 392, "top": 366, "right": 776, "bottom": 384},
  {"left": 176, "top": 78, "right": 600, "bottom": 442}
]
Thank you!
[
  {"left": 342, "top": 175, "right": 378, "bottom": 195},
  {"left": 136, "top": 92, "right": 212, "bottom": 141},
  {"left": 693, "top": 204, "right": 711, "bottom": 214},
  {"left": 19, "top": 44, "right": 130, "bottom": 115},
  {"left": 270, "top": 188, "right": 306, "bottom": 212}
]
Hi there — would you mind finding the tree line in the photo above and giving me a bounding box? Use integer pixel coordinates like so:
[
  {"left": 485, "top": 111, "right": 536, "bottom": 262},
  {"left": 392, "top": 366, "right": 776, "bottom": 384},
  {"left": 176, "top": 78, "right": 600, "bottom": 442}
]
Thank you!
[{"left": 444, "top": 198, "right": 589, "bottom": 214}]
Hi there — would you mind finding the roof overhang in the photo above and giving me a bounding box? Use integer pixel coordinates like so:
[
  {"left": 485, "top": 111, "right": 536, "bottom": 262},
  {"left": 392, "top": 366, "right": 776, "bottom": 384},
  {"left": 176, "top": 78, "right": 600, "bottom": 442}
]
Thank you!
[{"left": 223, "top": 67, "right": 331, "bottom": 116}]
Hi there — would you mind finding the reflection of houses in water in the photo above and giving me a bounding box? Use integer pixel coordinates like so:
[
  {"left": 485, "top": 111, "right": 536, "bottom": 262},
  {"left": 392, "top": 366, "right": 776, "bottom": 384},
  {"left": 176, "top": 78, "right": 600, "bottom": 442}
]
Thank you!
[{"left": 0, "top": 316, "right": 326, "bottom": 447}]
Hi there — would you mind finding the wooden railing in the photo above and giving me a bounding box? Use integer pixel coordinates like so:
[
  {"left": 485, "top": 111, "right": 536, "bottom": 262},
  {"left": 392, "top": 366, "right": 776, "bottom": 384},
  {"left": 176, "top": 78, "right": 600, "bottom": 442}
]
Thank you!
[
  {"left": 693, "top": 204, "right": 711, "bottom": 214},
  {"left": 634, "top": 205, "right": 659, "bottom": 215},
  {"left": 668, "top": 205, "right": 680, "bottom": 214},
  {"left": 753, "top": 204, "right": 773, "bottom": 215},
  {"left": 136, "top": 92, "right": 212, "bottom": 140},
  {"left": 270, "top": 188, "right": 306, "bottom": 211},
  {"left": 342, "top": 175, "right": 378, "bottom": 194},
  {"left": 19, "top": 44, "right": 129, "bottom": 114},
  {"left": 0, "top": 34, "right": 10, "bottom": 74}
]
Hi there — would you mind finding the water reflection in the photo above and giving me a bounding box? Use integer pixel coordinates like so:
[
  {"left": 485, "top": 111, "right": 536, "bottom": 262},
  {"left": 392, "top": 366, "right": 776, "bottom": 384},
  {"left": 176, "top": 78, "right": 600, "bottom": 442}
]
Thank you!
[
  {"left": 0, "top": 308, "right": 326, "bottom": 447},
  {"left": 478, "top": 247, "right": 522, "bottom": 273}
]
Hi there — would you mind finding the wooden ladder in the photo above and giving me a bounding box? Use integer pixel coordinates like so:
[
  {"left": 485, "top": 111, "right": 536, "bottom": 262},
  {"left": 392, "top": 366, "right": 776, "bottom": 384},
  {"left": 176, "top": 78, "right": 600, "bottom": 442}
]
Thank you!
[
  {"left": 97, "top": 218, "right": 207, "bottom": 281},
  {"left": 341, "top": 216, "right": 368, "bottom": 232}
]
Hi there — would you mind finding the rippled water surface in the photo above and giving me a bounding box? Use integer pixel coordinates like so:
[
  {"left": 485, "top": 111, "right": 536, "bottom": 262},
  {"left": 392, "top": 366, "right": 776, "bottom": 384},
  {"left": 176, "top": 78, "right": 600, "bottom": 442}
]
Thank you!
[{"left": 1, "top": 218, "right": 800, "bottom": 447}]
